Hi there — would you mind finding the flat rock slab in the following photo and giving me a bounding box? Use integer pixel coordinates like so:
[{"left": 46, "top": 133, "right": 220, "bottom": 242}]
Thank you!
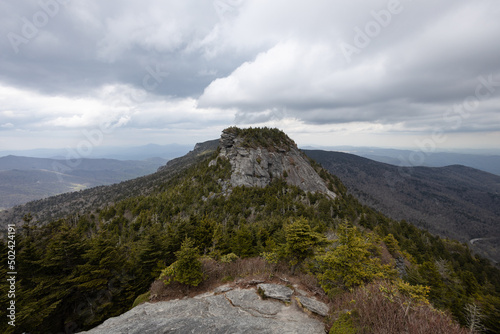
[
  {"left": 81, "top": 288, "right": 325, "bottom": 334},
  {"left": 257, "top": 283, "right": 294, "bottom": 302},
  {"left": 226, "top": 288, "right": 282, "bottom": 317},
  {"left": 296, "top": 296, "right": 329, "bottom": 317}
]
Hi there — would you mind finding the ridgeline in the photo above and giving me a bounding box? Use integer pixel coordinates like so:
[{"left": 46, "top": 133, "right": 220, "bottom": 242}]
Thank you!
[{"left": 1, "top": 127, "right": 499, "bottom": 334}]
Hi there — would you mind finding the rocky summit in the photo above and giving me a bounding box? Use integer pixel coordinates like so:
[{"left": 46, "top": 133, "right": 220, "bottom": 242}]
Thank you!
[
  {"left": 213, "top": 127, "right": 336, "bottom": 199},
  {"left": 81, "top": 284, "right": 327, "bottom": 334}
]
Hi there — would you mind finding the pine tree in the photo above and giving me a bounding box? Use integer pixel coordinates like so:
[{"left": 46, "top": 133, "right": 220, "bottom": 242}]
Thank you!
[
  {"left": 383, "top": 233, "right": 401, "bottom": 257},
  {"left": 69, "top": 230, "right": 132, "bottom": 328},
  {"left": 16, "top": 220, "right": 87, "bottom": 332},
  {"left": 160, "top": 238, "right": 203, "bottom": 287},
  {"left": 284, "top": 217, "right": 328, "bottom": 273},
  {"left": 232, "top": 224, "right": 254, "bottom": 257},
  {"left": 138, "top": 227, "right": 167, "bottom": 282},
  {"left": 315, "top": 222, "right": 393, "bottom": 293}
]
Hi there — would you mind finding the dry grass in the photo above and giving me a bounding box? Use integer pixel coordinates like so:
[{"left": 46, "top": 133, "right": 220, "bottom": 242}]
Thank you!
[
  {"left": 328, "top": 281, "right": 468, "bottom": 334},
  {"left": 149, "top": 257, "right": 327, "bottom": 303},
  {"left": 147, "top": 259, "right": 468, "bottom": 333}
]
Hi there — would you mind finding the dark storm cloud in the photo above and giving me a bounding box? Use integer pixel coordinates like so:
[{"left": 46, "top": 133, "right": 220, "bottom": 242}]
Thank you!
[
  {"left": 0, "top": 0, "right": 499, "bottom": 150},
  {"left": 0, "top": 0, "right": 252, "bottom": 97}
]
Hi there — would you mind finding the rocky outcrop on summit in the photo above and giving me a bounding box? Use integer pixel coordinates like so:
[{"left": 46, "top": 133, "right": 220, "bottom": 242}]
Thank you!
[
  {"left": 215, "top": 129, "right": 336, "bottom": 199},
  {"left": 81, "top": 286, "right": 327, "bottom": 334}
]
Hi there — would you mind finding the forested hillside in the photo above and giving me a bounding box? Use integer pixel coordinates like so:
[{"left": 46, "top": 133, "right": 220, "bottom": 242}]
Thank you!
[
  {"left": 304, "top": 150, "right": 500, "bottom": 263},
  {"left": 0, "top": 140, "right": 218, "bottom": 229},
  {"left": 1, "top": 128, "right": 499, "bottom": 333},
  {"left": 0, "top": 156, "right": 167, "bottom": 209}
]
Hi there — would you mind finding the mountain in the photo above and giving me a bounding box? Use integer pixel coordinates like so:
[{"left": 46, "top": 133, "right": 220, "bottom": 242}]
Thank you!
[
  {"left": 0, "top": 155, "right": 168, "bottom": 209},
  {"left": 0, "top": 143, "right": 192, "bottom": 161},
  {"left": 304, "top": 150, "right": 500, "bottom": 263},
  {"left": 0, "top": 142, "right": 217, "bottom": 227},
  {"left": 1, "top": 128, "right": 499, "bottom": 334},
  {"left": 215, "top": 127, "right": 336, "bottom": 198},
  {"left": 365, "top": 150, "right": 500, "bottom": 176},
  {"left": 303, "top": 146, "right": 500, "bottom": 176}
]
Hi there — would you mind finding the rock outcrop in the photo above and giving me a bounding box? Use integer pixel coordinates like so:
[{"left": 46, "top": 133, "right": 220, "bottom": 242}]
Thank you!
[
  {"left": 296, "top": 296, "right": 330, "bottom": 317},
  {"left": 215, "top": 128, "right": 337, "bottom": 199},
  {"left": 81, "top": 286, "right": 327, "bottom": 334},
  {"left": 257, "top": 283, "right": 294, "bottom": 302}
]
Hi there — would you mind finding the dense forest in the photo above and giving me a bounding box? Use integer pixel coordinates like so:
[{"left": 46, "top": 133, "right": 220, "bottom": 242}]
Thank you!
[
  {"left": 1, "top": 129, "right": 499, "bottom": 333},
  {"left": 304, "top": 149, "right": 500, "bottom": 263}
]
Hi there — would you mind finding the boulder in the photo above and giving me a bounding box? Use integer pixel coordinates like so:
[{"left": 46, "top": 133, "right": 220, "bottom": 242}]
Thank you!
[
  {"left": 296, "top": 296, "right": 330, "bottom": 317},
  {"left": 257, "top": 283, "right": 294, "bottom": 303}
]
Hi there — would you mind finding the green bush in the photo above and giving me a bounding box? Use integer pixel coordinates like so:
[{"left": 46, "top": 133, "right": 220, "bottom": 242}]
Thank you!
[
  {"left": 131, "top": 292, "right": 150, "bottom": 308},
  {"left": 160, "top": 238, "right": 204, "bottom": 287},
  {"left": 329, "top": 312, "right": 356, "bottom": 334},
  {"left": 220, "top": 253, "right": 239, "bottom": 263}
]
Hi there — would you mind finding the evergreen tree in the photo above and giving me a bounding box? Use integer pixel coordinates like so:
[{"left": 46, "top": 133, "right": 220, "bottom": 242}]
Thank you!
[
  {"left": 315, "top": 222, "right": 394, "bottom": 293},
  {"left": 137, "top": 227, "right": 168, "bottom": 282},
  {"left": 69, "top": 230, "right": 132, "bottom": 329},
  {"left": 160, "top": 238, "right": 203, "bottom": 287},
  {"left": 17, "top": 220, "right": 87, "bottom": 333},
  {"left": 284, "top": 217, "right": 328, "bottom": 273},
  {"left": 232, "top": 224, "right": 254, "bottom": 257}
]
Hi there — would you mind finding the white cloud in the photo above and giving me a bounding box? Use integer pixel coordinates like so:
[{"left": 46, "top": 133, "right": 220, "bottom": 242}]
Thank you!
[
  {"left": 0, "top": 83, "right": 235, "bottom": 150},
  {"left": 0, "top": 0, "right": 499, "bottom": 151},
  {"left": 1, "top": 123, "right": 14, "bottom": 129}
]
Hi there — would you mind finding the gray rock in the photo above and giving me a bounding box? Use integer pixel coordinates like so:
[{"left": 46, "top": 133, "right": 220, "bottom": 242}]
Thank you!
[
  {"left": 257, "top": 283, "right": 294, "bottom": 303},
  {"left": 80, "top": 288, "right": 325, "bottom": 334},
  {"left": 296, "top": 296, "right": 329, "bottom": 317},
  {"left": 218, "top": 131, "right": 336, "bottom": 199},
  {"left": 213, "top": 284, "right": 233, "bottom": 294},
  {"left": 226, "top": 288, "right": 282, "bottom": 317},
  {"left": 294, "top": 288, "right": 309, "bottom": 296}
]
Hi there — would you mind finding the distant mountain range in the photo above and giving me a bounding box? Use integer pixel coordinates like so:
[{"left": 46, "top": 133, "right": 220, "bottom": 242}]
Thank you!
[
  {"left": 304, "top": 149, "right": 500, "bottom": 263},
  {"left": 0, "top": 143, "right": 192, "bottom": 161},
  {"left": 0, "top": 155, "right": 167, "bottom": 209},
  {"left": 2, "top": 143, "right": 499, "bottom": 261},
  {"left": 4, "top": 144, "right": 499, "bottom": 176},
  {"left": 303, "top": 146, "right": 500, "bottom": 176}
]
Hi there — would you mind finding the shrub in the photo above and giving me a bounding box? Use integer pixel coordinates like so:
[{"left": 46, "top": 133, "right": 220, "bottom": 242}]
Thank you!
[
  {"left": 329, "top": 312, "right": 356, "bottom": 334},
  {"left": 328, "top": 281, "right": 468, "bottom": 334},
  {"left": 131, "top": 291, "right": 150, "bottom": 308},
  {"left": 220, "top": 253, "right": 239, "bottom": 263}
]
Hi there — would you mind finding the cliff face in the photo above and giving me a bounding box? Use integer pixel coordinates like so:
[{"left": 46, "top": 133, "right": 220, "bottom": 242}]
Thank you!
[{"left": 214, "top": 128, "right": 336, "bottom": 199}]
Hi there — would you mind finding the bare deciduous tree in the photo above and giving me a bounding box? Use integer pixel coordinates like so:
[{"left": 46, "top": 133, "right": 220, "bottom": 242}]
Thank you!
[{"left": 464, "top": 303, "right": 485, "bottom": 334}]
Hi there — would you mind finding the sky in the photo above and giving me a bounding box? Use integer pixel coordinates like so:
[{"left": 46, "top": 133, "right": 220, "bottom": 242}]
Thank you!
[{"left": 1, "top": 0, "right": 499, "bottom": 154}]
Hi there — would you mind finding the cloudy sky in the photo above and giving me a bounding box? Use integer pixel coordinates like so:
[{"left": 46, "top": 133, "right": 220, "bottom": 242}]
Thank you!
[{"left": 1, "top": 0, "right": 499, "bottom": 153}]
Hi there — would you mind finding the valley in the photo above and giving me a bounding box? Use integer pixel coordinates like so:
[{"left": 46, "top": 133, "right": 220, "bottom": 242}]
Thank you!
[
  {"left": 304, "top": 150, "right": 500, "bottom": 263},
  {"left": 0, "top": 155, "right": 168, "bottom": 210}
]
